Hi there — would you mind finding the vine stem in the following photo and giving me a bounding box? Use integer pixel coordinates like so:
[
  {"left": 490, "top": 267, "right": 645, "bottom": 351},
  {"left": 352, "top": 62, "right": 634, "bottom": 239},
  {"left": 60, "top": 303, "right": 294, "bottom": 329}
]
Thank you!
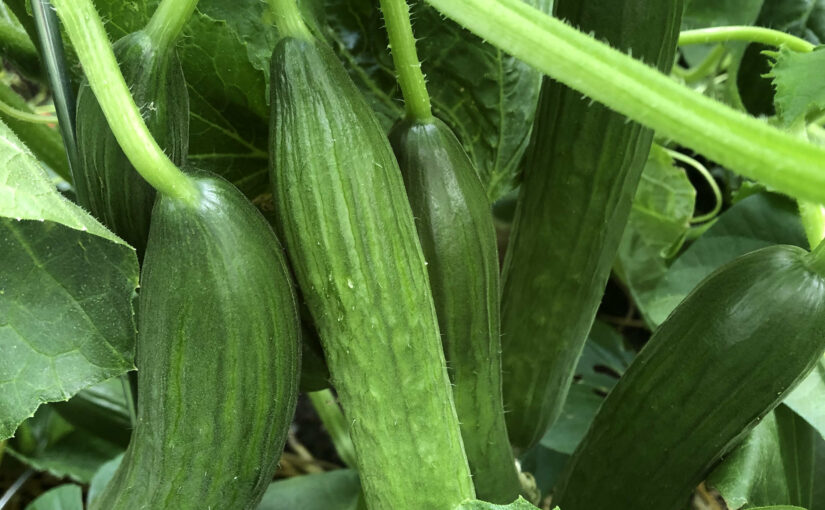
[
  {"left": 49, "top": 0, "right": 198, "bottom": 203},
  {"left": 423, "top": 0, "right": 825, "bottom": 206},
  {"left": 267, "top": 0, "right": 312, "bottom": 40},
  {"left": 144, "top": 0, "right": 200, "bottom": 53},
  {"left": 308, "top": 389, "right": 357, "bottom": 468},
  {"left": 0, "top": 95, "right": 57, "bottom": 124},
  {"left": 666, "top": 149, "right": 722, "bottom": 224},
  {"left": 680, "top": 26, "right": 815, "bottom": 53},
  {"left": 379, "top": 0, "right": 432, "bottom": 120}
]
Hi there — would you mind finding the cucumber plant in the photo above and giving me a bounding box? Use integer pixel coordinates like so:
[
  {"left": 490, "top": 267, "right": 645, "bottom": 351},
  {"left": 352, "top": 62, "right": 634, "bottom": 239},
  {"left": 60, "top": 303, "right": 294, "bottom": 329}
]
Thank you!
[{"left": 2, "top": 0, "right": 825, "bottom": 509}]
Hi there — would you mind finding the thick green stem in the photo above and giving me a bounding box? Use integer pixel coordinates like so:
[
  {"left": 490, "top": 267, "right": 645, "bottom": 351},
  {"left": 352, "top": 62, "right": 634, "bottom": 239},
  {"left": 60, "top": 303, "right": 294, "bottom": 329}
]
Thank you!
[
  {"left": 49, "top": 0, "right": 197, "bottom": 203},
  {"left": 680, "top": 26, "right": 815, "bottom": 53},
  {"left": 379, "top": 0, "right": 432, "bottom": 120},
  {"left": 308, "top": 390, "right": 357, "bottom": 468},
  {"left": 267, "top": 0, "right": 311, "bottom": 40},
  {"left": 144, "top": 0, "right": 200, "bottom": 53},
  {"left": 423, "top": 0, "right": 825, "bottom": 206}
]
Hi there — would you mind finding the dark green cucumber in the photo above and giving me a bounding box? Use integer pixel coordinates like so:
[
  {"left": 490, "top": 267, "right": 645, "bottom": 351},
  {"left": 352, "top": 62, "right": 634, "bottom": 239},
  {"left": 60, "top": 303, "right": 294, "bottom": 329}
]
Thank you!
[
  {"left": 91, "top": 173, "right": 301, "bottom": 510},
  {"left": 389, "top": 117, "right": 520, "bottom": 504},
  {"left": 75, "top": 30, "right": 188, "bottom": 257},
  {"left": 499, "top": 0, "right": 684, "bottom": 451},
  {"left": 555, "top": 245, "right": 825, "bottom": 510},
  {"left": 269, "top": 37, "right": 474, "bottom": 509}
]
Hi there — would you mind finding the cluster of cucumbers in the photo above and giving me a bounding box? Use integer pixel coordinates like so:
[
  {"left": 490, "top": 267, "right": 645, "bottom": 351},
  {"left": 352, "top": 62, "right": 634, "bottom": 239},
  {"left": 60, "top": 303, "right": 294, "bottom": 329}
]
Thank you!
[{"left": 47, "top": 0, "right": 825, "bottom": 508}]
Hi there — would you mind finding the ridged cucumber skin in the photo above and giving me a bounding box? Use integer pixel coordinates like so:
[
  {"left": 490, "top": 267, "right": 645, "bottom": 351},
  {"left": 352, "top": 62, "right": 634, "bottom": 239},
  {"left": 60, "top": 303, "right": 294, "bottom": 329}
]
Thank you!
[
  {"left": 389, "top": 118, "right": 520, "bottom": 504},
  {"left": 90, "top": 173, "right": 301, "bottom": 510},
  {"left": 555, "top": 246, "right": 825, "bottom": 510},
  {"left": 269, "top": 38, "right": 474, "bottom": 510},
  {"left": 75, "top": 30, "right": 188, "bottom": 258},
  {"left": 499, "top": 0, "right": 684, "bottom": 451}
]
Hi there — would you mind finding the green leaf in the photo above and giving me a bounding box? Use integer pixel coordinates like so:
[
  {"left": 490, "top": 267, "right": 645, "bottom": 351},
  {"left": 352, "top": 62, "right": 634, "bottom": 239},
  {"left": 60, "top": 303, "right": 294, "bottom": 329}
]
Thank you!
[
  {"left": 257, "top": 470, "right": 361, "bottom": 510},
  {"left": 615, "top": 145, "right": 696, "bottom": 325},
  {"left": 455, "top": 496, "right": 543, "bottom": 509},
  {"left": 7, "top": 406, "right": 124, "bottom": 483},
  {"left": 0, "top": 118, "right": 139, "bottom": 440},
  {"left": 540, "top": 322, "right": 633, "bottom": 455},
  {"left": 756, "top": 0, "right": 825, "bottom": 43},
  {"left": 707, "top": 405, "right": 816, "bottom": 510},
  {"left": 641, "top": 192, "right": 806, "bottom": 327},
  {"left": 768, "top": 47, "right": 825, "bottom": 127},
  {"left": 86, "top": 453, "right": 124, "bottom": 507},
  {"left": 24, "top": 484, "right": 83, "bottom": 510},
  {"left": 784, "top": 356, "right": 825, "bottom": 441}
]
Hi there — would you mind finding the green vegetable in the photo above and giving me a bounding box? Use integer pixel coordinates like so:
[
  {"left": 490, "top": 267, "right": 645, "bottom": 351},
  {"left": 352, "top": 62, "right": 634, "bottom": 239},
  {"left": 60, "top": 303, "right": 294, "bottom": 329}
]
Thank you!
[
  {"left": 74, "top": 29, "right": 188, "bottom": 257},
  {"left": 389, "top": 117, "right": 520, "bottom": 504},
  {"left": 554, "top": 245, "right": 825, "bottom": 510},
  {"left": 90, "top": 173, "right": 301, "bottom": 510},
  {"left": 268, "top": 20, "right": 474, "bottom": 510},
  {"left": 499, "top": 0, "right": 683, "bottom": 451}
]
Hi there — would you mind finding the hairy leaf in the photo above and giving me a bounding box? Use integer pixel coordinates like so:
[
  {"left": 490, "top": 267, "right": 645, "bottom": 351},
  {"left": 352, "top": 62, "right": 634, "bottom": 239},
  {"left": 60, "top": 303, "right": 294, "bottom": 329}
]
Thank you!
[{"left": 768, "top": 47, "right": 825, "bottom": 126}]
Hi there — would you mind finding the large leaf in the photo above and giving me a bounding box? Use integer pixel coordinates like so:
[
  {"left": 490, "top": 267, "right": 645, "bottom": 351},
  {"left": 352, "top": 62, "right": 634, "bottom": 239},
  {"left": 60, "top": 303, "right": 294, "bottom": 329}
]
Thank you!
[
  {"left": 257, "top": 470, "right": 361, "bottom": 510},
  {"left": 24, "top": 484, "right": 83, "bottom": 510},
  {"left": 707, "top": 405, "right": 816, "bottom": 509},
  {"left": 0, "top": 118, "right": 138, "bottom": 440},
  {"left": 756, "top": 0, "right": 825, "bottom": 44},
  {"left": 641, "top": 193, "right": 806, "bottom": 327},
  {"left": 615, "top": 145, "right": 696, "bottom": 325},
  {"left": 784, "top": 356, "right": 825, "bottom": 441}
]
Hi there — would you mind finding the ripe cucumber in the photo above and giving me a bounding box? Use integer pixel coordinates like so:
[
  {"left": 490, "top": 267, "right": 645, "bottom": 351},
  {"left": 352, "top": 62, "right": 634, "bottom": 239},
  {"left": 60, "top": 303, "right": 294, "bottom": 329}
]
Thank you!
[
  {"left": 75, "top": 30, "right": 188, "bottom": 257},
  {"left": 389, "top": 117, "right": 520, "bottom": 504},
  {"left": 499, "top": 0, "right": 684, "bottom": 451},
  {"left": 90, "top": 173, "right": 301, "bottom": 510},
  {"left": 554, "top": 246, "right": 825, "bottom": 510},
  {"left": 269, "top": 37, "right": 474, "bottom": 509}
]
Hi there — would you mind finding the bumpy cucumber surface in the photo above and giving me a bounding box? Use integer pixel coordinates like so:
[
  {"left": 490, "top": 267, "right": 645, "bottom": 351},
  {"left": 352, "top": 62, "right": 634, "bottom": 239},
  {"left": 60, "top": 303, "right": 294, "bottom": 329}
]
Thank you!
[
  {"left": 499, "top": 0, "right": 684, "bottom": 451},
  {"left": 555, "top": 245, "right": 825, "bottom": 510},
  {"left": 91, "top": 173, "right": 300, "bottom": 510},
  {"left": 75, "top": 30, "right": 188, "bottom": 257},
  {"left": 389, "top": 117, "right": 520, "bottom": 504},
  {"left": 269, "top": 37, "right": 474, "bottom": 510}
]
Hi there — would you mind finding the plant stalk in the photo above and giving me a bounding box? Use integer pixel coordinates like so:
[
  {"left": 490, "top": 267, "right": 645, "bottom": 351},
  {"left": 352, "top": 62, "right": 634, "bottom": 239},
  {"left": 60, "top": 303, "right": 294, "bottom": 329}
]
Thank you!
[
  {"left": 679, "top": 26, "right": 815, "bottom": 53},
  {"left": 379, "top": 0, "right": 433, "bottom": 120},
  {"left": 267, "top": 0, "right": 312, "bottom": 41},
  {"left": 49, "top": 0, "right": 198, "bottom": 203},
  {"left": 144, "top": 0, "right": 200, "bottom": 53},
  {"left": 423, "top": 0, "right": 825, "bottom": 206}
]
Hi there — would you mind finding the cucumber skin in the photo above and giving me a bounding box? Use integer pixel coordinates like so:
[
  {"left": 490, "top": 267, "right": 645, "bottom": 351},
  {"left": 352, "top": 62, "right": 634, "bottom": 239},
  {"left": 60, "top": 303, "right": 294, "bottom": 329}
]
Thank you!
[
  {"left": 499, "top": 0, "right": 684, "bottom": 451},
  {"left": 90, "top": 174, "right": 301, "bottom": 510},
  {"left": 555, "top": 246, "right": 825, "bottom": 510},
  {"left": 75, "top": 31, "right": 188, "bottom": 258},
  {"left": 269, "top": 38, "right": 474, "bottom": 510},
  {"left": 389, "top": 118, "right": 520, "bottom": 504}
]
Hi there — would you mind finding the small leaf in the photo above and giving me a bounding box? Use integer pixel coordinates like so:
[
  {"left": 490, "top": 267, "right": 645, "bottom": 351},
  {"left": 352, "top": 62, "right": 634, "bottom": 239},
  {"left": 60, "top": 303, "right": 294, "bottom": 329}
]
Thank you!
[
  {"left": 257, "top": 470, "right": 361, "bottom": 510},
  {"left": 455, "top": 496, "right": 544, "bottom": 509},
  {"left": 707, "top": 406, "right": 815, "bottom": 510},
  {"left": 768, "top": 47, "right": 825, "bottom": 127},
  {"left": 784, "top": 356, "right": 825, "bottom": 441},
  {"left": 86, "top": 453, "right": 124, "bottom": 507},
  {"left": 24, "top": 484, "right": 83, "bottom": 510}
]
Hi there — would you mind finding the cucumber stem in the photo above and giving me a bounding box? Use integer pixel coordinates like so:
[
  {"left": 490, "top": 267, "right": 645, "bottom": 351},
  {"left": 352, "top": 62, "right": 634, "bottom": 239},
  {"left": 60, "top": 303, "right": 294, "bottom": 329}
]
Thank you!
[
  {"left": 666, "top": 149, "right": 722, "bottom": 224},
  {"left": 267, "top": 0, "right": 312, "bottom": 41},
  {"left": 0, "top": 95, "right": 57, "bottom": 124},
  {"left": 308, "top": 390, "right": 357, "bottom": 468},
  {"left": 677, "top": 44, "right": 726, "bottom": 83},
  {"left": 379, "top": 0, "right": 433, "bottom": 120},
  {"left": 49, "top": 0, "right": 198, "bottom": 204},
  {"left": 679, "top": 26, "right": 815, "bottom": 53},
  {"left": 144, "top": 0, "right": 200, "bottom": 53},
  {"left": 423, "top": 0, "right": 825, "bottom": 206}
]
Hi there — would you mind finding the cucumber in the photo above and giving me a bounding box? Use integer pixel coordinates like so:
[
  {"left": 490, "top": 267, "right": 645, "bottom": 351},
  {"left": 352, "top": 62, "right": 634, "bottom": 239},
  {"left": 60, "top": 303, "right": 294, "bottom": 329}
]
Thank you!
[
  {"left": 389, "top": 117, "right": 520, "bottom": 504},
  {"left": 90, "top": 173, "right": 301, "bottom": 510},
  {"left": 75, "top": 30, "right": 188, "bottom": 257},
  {"left": 499, "top": 0, "right": 684, "bottom": 451},
  {"left": 269, "top": 37, "right": 474, "bottom": 509},
  {"left": 554, "top": 246, "right": 825, "bottom": 510}
]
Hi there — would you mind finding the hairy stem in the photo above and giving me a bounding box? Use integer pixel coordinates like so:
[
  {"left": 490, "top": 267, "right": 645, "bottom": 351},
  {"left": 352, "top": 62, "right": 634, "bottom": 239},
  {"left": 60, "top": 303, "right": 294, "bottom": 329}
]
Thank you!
[
  {"left": 379, "top": 0, "right": 432, "bottom": 120},
  {"left": 267, "top": 0, "right": 312, "bottom": 40},
  {"left": 144, "top": 0, "right": 200, "bottom": 53}
]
